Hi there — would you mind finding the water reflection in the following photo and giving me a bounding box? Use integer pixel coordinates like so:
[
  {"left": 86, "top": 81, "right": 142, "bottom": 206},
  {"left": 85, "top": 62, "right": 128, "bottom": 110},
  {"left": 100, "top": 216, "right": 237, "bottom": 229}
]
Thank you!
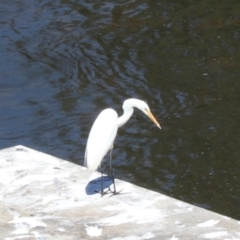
[{"left": 0, "top": 0, "right": 240, "bottom": 220}]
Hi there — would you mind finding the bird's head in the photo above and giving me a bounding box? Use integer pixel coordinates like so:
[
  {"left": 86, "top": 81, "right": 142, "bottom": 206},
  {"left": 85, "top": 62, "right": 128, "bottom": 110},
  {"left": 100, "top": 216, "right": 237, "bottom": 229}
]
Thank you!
[{"left": 124, "top": 98, "right": 161, "bottom": 129}]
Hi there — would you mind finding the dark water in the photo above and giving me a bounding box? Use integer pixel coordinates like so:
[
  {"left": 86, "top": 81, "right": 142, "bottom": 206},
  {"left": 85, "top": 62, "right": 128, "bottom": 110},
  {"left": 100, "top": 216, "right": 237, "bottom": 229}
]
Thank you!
[{"left": 1, "top": 0, "right": 240, "bottom": 219}]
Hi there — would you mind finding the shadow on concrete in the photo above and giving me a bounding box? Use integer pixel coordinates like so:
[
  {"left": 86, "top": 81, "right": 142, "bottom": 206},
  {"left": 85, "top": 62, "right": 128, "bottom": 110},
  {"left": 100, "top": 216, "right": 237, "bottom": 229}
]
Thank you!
[{"left": 85, "top": 176, "right": 113, "bottom": 195}]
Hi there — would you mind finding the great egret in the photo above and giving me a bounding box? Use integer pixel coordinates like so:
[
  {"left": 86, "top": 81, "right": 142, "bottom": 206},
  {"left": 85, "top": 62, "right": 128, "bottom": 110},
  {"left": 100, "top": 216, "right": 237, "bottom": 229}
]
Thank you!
[{"left": 84, "top": 98, "right": 161, "bottom": 196}]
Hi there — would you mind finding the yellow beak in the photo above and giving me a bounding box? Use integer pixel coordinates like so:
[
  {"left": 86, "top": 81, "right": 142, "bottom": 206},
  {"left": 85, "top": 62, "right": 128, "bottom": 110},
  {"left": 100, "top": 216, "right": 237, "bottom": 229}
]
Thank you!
[{"left": 146, "top": 110, "right": 161, "bottom": 129}]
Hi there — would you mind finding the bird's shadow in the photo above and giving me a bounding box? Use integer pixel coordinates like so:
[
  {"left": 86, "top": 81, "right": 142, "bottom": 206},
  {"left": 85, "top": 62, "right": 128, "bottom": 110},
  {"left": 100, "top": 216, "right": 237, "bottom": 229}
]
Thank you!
[{"left": 85, "top": 176, "right": 113, "bottom": 195}]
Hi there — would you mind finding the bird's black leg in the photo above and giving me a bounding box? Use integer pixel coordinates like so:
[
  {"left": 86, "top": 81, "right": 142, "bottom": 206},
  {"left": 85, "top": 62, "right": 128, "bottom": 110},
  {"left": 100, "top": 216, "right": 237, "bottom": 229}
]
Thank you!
[
  {"left": 101, "top": 163, "right": 111, "bottom": 196},
  {"left": 95, "top": 163, "right": 111, "bottom": 196},
  {"left": 109, "top": 149, "right": 122, "bottom": 195},
  {"left": 101, "top": 163, "right": 104, "bottom": 195}
]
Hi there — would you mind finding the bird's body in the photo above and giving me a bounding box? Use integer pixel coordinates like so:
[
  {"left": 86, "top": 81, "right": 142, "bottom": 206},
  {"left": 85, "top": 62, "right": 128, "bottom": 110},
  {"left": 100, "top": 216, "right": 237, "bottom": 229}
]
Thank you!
[
  {"left": 84, "top": 98, "right": 161, "bottom": 195},
  {"left": 84, "top": 108, "right": 118, "bottom": 171}
]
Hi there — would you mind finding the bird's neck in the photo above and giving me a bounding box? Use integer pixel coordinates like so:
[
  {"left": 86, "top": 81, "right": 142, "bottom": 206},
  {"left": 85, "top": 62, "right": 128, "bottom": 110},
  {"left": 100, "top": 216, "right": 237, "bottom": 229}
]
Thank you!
[{"left": 117, "top": 108, "right": 134, "bottom": 128}]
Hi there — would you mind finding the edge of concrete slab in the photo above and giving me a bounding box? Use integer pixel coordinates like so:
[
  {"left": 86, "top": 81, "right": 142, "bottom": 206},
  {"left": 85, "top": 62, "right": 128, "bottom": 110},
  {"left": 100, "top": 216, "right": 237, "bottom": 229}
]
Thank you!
[{"left": 0, "top": 145, "right": 239, "bottom": 240}]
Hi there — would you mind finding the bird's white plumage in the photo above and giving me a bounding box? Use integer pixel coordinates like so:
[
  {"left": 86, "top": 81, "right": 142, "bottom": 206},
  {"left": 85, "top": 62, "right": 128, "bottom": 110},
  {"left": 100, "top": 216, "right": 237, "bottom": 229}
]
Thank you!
[
  {"left": 84, "top": 108, "right": 118, "bottom": 171},
  {"left": 84, "top": 98, "right": 161, "bottom": 181}
]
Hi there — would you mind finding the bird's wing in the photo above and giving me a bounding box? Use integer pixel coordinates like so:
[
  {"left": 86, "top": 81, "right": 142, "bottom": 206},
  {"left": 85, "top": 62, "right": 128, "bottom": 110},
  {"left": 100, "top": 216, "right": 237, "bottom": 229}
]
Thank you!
[{"left": 84, "top": 108, "right": 118, "bottom": 171}]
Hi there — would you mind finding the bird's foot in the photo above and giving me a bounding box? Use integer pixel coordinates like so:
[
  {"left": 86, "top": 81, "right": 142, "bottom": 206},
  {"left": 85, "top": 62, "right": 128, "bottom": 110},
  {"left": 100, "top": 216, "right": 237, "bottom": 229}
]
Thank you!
[
  {"left": 109, "top": 189, "right": 123, "bottom": 196},
  {"left": 95, "top": 187, "right": 112, "bottom": 197}
]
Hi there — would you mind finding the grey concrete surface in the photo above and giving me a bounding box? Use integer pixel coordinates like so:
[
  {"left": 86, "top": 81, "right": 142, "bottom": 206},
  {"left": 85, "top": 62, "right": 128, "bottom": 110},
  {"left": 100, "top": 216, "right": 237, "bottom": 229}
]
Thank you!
[{"left": 0, "top": 145, "right": 239, "bottom": 240}]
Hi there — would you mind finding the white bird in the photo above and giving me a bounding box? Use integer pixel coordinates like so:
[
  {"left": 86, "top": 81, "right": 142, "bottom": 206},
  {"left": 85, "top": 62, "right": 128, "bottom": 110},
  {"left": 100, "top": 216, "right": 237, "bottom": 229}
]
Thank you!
[{"left": 84, "top": 98, "right": 161, "bottom": 195}]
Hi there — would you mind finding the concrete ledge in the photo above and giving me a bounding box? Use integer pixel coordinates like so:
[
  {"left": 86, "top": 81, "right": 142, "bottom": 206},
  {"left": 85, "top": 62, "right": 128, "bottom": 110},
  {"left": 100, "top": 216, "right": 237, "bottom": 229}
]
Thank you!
[{"left": 0, "top": 145, "right": 239, "bottom": 240}]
